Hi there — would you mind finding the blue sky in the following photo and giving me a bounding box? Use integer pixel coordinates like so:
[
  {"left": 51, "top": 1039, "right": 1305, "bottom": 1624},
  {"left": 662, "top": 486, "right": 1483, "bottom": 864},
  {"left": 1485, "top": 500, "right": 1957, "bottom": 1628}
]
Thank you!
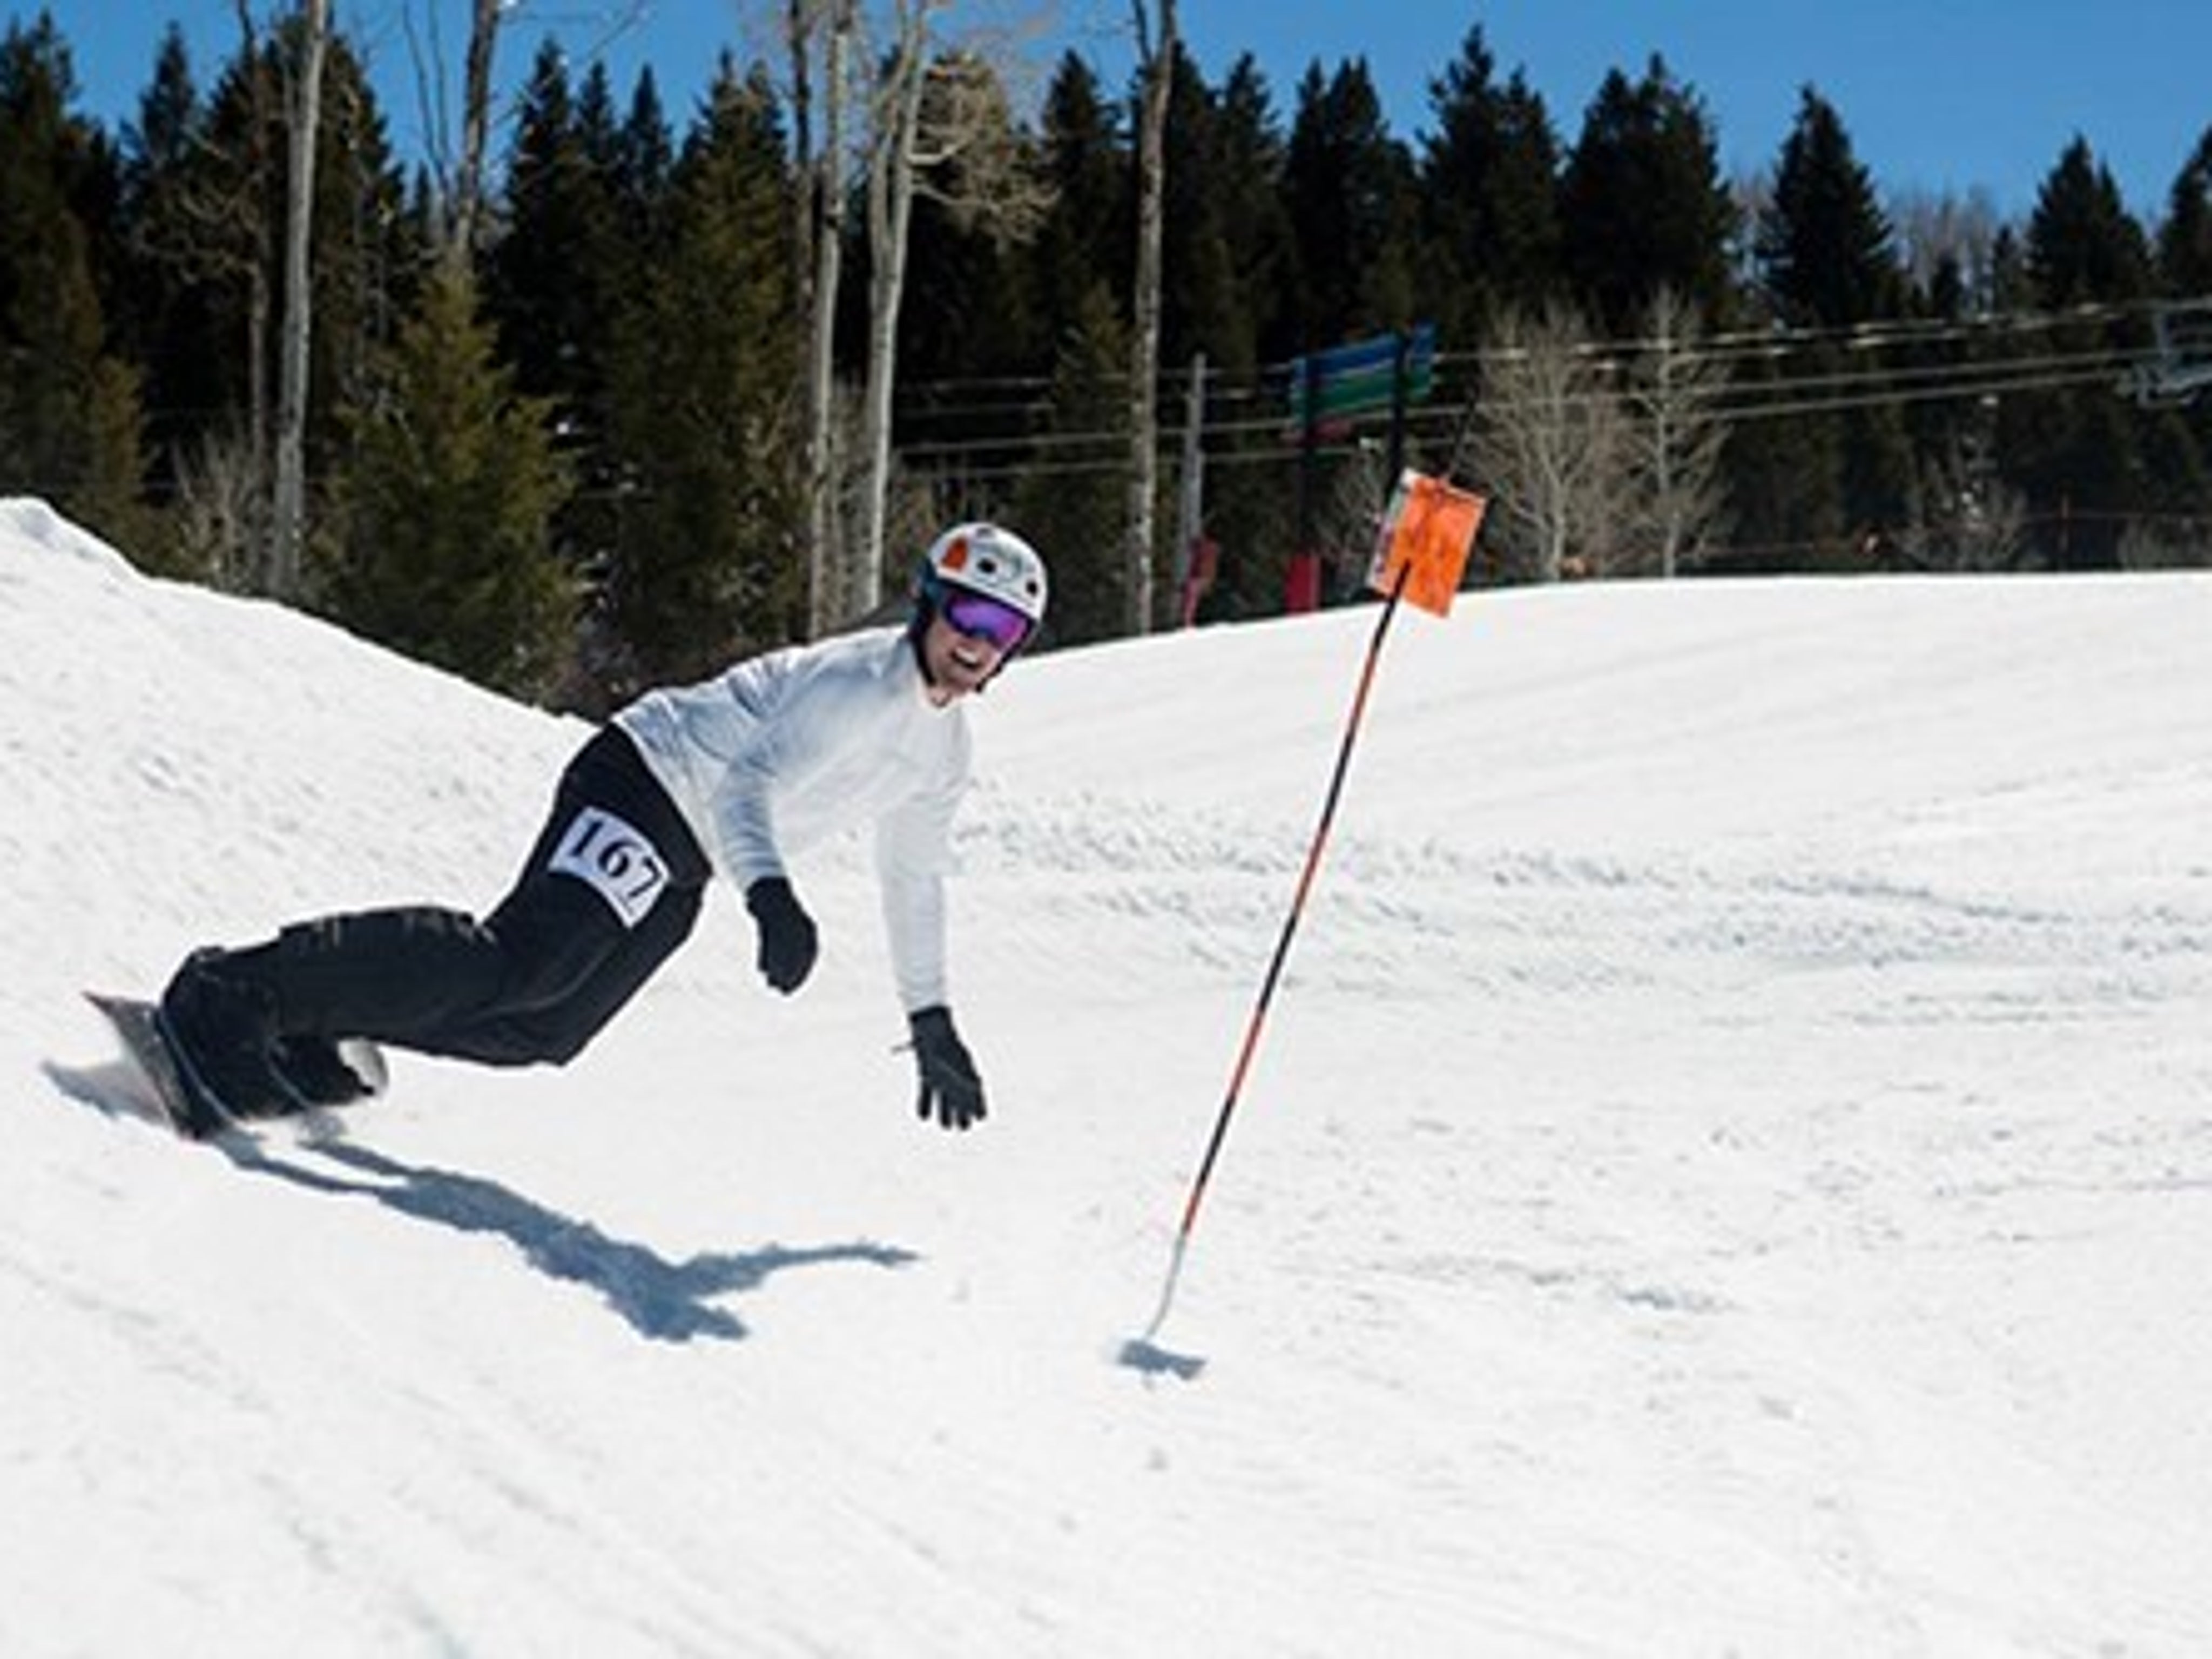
[{"left": 25, "top": 0, "right": 2212, "bottom": 221}]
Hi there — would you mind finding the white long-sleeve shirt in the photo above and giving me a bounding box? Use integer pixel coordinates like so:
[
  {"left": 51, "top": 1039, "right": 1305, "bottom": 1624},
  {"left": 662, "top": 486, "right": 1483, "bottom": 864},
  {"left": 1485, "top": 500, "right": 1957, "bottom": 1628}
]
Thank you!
[{"left": 612, "top": 626, "right": 970, "bottom": 1011}]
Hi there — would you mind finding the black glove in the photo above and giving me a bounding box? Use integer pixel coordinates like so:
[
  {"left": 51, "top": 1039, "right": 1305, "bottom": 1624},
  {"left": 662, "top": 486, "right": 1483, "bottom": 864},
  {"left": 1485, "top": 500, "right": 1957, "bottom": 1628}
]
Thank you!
[
  {"left": 745, "top": 876, "right": 818, "bottom": 994},
  {"left": 907, "top": 1005, "right": 986, "bottom": 1130}
]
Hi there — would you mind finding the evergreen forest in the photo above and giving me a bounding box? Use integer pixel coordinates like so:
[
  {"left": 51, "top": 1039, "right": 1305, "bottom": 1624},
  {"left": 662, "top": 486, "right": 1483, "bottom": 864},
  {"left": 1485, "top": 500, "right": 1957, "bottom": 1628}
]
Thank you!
[{"left": 4, "top": 8, "right": 2210, "bottom": 712}]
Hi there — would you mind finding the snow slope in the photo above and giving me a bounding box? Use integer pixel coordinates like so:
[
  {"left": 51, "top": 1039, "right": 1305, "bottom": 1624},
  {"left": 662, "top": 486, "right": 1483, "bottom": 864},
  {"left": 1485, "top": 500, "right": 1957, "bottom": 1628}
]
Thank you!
[{"left": 3, "top": 494, "right": 2209, "bottom": 1656}]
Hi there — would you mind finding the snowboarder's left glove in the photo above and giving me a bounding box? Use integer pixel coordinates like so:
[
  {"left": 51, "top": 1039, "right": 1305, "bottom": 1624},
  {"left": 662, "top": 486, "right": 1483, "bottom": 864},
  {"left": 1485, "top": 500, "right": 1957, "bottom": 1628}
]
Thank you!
[
  {"left": 907, "top": 1005, "right": 986, "bottom": 1130},
  {"left": 746, "top": 876, "right": 818, "bottom": 994}
]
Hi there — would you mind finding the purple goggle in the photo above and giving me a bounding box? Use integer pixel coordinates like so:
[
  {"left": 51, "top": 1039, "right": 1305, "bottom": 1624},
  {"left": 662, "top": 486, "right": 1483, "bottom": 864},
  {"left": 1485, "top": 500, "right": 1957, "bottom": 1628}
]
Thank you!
[{"left": 941, "top": 589, "right": 1031, "bottom": 651}]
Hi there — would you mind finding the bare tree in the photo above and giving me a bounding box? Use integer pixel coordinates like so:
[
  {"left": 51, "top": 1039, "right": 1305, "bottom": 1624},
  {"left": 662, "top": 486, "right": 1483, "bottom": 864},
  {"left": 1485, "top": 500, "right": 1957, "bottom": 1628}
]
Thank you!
[
  {"left": 126, "top": 2, "right": 276, "bottom": 589},
  {"left": 448, "top": 0, "right": 501, "bottom": 261},
  {"left": 855, "top": 0, "right": 943, "bottom": 614},
  {"left": 222, "top": 1, "right": 279, "bottom": 589},
  {"left": 853, "top": 3, "right": 1048, "bottom": 611},
  {"left": 2117, "top": 518, "right": 2212, "bottom": 571},
  {"left": 1626, "top": 287, "right": 1731, "bottom": 578},
  {"left": 788, "top": 0, "right": 858, "bottom": 632},
  {"left": 1316, "top": 438, "right": 1394, "bottom": 569},
  {"left": 171, "top": 428, "right": 266, "bottom": 587},
  {"left": 400, "top": 1, "right": 656, "bottom": 260},
  {"left": 1124, "top": 0, "right": 1174, "bottom": 634},
  {"left": 1900, "top": 437, "right": 2030, "bottom": 572},
  {"left": 1890, "top": 184, "right": 2004, "bottom": 307},
  {"left": 1472, "top": 302, "right": 1633, "bottom": 583},
  {"left": 271, "top": 0, "right": 329, "bottom": 598}
]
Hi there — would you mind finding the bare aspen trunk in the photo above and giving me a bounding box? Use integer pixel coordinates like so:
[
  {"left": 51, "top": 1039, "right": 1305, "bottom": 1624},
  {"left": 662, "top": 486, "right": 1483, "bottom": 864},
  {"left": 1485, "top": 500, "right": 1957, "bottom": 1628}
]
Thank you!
[
  {"left": 244, "top": 257, "right": 271, "bottom": 581},
  {"left": 222, "top": 0, "right": 274, "bottom": 587},
  {"left": 795, "top": 0, "right": 854, "bottom": 634},
  {"left": 1173, "top": 350, "right": 1205, "bottom": 624},
  {"left": 450, "top": 0, "right": 500, "bottom": 261},
  {"left": 1651, "top": 341, "right": 1680, "bottom": 579},
  {"left": 814, "top": 14, "right": 851, "bottom": 623},
  {"left": 842, "top": 1, "right": 1043, "bottom": 612},
  {"left": 858, "top": 0, "right": 933, "bottom": 611},
  {"left": 1635, "top": 287, "right": 1730, "bottom": 581},
  {"left": 1125, "top": 0, "right": 1174, "bottom": 635},
  {"left": 788, "top": 0, "right": 820, "bottom": 624},
  {"left": 272, "top": 0, "right": 328, "bottom": 598}
]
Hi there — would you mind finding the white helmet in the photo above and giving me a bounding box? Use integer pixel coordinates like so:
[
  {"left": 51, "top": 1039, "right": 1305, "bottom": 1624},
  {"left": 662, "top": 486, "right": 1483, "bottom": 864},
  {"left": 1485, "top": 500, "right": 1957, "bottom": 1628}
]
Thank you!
[{"left": 921, "top": 522, "right": 1049, "bottom": 625}]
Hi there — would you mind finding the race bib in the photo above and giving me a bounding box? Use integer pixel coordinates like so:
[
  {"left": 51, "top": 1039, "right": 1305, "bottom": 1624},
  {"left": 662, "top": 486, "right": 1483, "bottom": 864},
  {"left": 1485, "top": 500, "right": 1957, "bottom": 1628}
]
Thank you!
[{"left": 548, "top": 806, "right": 671, "bottom": 928}]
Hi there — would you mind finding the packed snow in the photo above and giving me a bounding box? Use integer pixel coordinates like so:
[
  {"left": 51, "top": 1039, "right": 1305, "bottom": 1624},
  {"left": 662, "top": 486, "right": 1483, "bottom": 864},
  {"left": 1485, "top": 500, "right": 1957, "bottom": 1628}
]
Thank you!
[{"left": 2, "top": 495, "right": 2209, "bottom": 1656}]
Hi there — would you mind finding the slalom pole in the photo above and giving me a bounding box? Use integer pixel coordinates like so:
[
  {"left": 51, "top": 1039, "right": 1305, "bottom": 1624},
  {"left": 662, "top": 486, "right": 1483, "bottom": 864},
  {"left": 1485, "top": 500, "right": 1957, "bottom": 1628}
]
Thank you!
[
  {"left": 1180, "top": 563, "right": 1407, "bottom": 1237},
  {"left": 1122, "top": 470, "right": 1483, "bottom": 1375},
  {"left": 1132, "top": 565, "right": 1410, "bottom": 1351}
]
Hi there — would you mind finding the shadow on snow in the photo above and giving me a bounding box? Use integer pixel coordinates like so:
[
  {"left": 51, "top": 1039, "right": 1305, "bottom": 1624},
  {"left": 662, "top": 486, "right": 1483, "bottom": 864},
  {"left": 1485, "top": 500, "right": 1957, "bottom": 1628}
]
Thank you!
[{"left": 46, "top": 1057, "right": 918, "bottom": 1344}]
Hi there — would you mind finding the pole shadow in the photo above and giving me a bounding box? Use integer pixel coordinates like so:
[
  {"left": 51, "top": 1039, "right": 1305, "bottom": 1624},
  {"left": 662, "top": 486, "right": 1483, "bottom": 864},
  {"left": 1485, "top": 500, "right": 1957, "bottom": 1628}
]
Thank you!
[
  {"left": 1114, "top": 1233, "right": 1206, "bottom": 1381},
  {"left": 1116, "top": 1336, "right": 1206, "bottom": 1381}
]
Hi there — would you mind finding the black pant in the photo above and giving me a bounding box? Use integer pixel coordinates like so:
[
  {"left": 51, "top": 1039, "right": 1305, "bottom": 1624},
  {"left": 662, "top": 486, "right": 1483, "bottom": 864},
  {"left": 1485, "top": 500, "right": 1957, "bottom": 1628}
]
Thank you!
[{"left": 246, "top": 726, "right": 712, "bottom": 1067}]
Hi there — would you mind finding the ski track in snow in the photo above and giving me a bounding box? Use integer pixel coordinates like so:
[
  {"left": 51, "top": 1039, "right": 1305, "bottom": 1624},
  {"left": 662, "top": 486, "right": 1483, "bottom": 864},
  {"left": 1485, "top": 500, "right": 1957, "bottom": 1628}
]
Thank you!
[{"left": 2, "top": 497, "right": 2211, "bottom": 1654}]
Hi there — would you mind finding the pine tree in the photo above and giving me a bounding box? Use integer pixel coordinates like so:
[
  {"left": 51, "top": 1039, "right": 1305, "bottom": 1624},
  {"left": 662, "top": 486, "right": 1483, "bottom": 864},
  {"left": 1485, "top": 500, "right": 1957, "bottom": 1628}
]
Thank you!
[
  {"left": 2152, "top": 128, "right": 2212, "bottom": 542},
  {"left": 482, "top": 43, "right": 639, "bottom": 608},
  {"left": 1420, "top": 26, "right": 1561, "bottom": 349},
  {"left": 112, "top": 25, "right": 227, "bottom": 517},
  {"left": 613, "top": 66, "right": 675, "bottom": 243},
  {"left": 147, "top": 27, "right": 278, "bottom": 506},
  {"left": 1011, "top": 281, "right": 1130, "bottom": 646},
  {"left": 327, "top": 263, "right": 575, "bottom": 698},
  {"left": 1282, "top": 58, "right": 1418, "bottom": 345},
  {"left": 487, "top": 44, "right": 593, "bottom": 400},
  {"left": 2003, "top": 138, "right": 2162, "bottom": 568},
  {"left": 1560, "top": 56, "right": 1731, "bottom": 336},
  {"left": 1172, "top": 53, "right": 1299, "bottom": 621},
  {"left": 111, "top": 20, "right": 411, "bottom": 588},
  {"left": 1748, "top": 86, "right": 1911, "bottom": 565},
  {"left": 1210, "top": 55, "right": 1297, "bottom": 366},
  {"left": 301, "top": 32, "right": 413, "bottom": 471},
  {"left": 1757, "top": 87, "right": 1898, "bottom": 328},
  {"left": 0, "top": 15, "right": 146, "bottom": 547},
  {"left": 2027, "top": 138, "right": 2154, "bottom": 306},
  {"left": 2159, "top": 127, "right": 2212, "bottom": 295},
  {"left": 1159, "top": 48, "right": 1247, "bottom": 375},
  {"left": 603, "top": 60, "right": 801, "bottom": 691}
]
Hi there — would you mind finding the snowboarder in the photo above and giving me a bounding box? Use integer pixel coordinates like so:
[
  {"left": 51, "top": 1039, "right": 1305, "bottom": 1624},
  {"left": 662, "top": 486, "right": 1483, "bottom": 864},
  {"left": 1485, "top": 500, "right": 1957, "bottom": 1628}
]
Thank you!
[{"left": 152, "top": 522, "right": 1048, "bottom": 1135}]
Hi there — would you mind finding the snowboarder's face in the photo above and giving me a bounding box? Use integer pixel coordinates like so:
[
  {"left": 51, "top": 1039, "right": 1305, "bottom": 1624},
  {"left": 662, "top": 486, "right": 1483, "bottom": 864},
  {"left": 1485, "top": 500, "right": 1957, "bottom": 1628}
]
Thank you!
[{"left": 920, "top": 608, "right": 1015, "bottom": 703}]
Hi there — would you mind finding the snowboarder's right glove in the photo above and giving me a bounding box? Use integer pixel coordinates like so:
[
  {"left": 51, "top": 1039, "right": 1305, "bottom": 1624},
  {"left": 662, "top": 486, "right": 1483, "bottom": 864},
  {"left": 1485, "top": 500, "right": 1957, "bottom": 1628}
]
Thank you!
[
  {"left": 745, "top": 876, "right": 818, "bottom": 994},
  {"left": 907, "top": 1005, "right": 986, "bottom": 1130}
]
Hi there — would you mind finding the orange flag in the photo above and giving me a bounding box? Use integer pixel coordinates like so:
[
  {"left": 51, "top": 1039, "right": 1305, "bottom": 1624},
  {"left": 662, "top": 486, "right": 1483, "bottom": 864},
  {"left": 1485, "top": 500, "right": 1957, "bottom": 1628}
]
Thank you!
[{"left": 1365, "top": 470, "right": 1487, "bottom": 617}]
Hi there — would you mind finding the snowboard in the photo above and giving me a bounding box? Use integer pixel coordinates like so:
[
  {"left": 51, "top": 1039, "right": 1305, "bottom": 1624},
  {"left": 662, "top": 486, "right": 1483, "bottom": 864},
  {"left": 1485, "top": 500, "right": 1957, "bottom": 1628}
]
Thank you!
[{"left": 84, "top": 992, "right": 386, "bottom": 1140}]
